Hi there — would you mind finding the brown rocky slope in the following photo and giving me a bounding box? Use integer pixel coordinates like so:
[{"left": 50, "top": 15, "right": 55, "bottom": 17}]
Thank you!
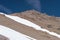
[
  {"left": 11, "top": 10, "right": 60, "bottom": 34},
  {"left": 0, "top": 10, "right": 60, "bottom": 40}
]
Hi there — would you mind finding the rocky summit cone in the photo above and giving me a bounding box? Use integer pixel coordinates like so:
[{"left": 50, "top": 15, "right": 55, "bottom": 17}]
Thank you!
[
  {"left": 0, "top": 10, "right": 60, "bottom": 40},
  {"left": 11, "top": 10, "right": 60, "bottom": 34}
]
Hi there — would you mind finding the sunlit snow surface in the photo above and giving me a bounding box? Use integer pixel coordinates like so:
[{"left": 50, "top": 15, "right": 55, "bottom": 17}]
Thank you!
[
  {"left": 0, "top": 25, "right": 36, "bottom": 40},
  {"left": 0, "top": 13, "right": 60, "bottom": 39}
]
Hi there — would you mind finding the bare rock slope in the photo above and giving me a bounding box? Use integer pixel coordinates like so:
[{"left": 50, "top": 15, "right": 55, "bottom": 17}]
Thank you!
[
  {"left": 0, "top": 10, "right": 60, "bottom": 40},
  {"left": 11, "top": 10, "right": 60, "bottom": 34}
]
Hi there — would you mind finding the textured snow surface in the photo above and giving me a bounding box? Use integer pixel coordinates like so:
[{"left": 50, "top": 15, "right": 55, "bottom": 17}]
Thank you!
[{"left": 0, "top": 25, "right": 36, "bottom": 40}]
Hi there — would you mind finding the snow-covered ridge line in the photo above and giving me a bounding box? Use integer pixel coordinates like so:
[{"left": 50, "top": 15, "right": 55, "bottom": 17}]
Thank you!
[
  {"left": 1, "top": 13, "right": 60, "bottom": 38},
  {"left": 0, "top": 25, "right": 36, "bottom": 40}
]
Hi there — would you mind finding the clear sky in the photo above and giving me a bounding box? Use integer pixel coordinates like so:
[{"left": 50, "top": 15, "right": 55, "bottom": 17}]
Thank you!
[{"left": 0, "top": 0, "right": 60, "bottom": 17}]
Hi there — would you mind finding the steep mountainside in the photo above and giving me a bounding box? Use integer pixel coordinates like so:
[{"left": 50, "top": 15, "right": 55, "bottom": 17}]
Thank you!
[
  {"left": 11, "top": 10, "right": 60, "bottom": 34},
  {"left": 0, "top": 10, "right": 60, "bottom": 40}
]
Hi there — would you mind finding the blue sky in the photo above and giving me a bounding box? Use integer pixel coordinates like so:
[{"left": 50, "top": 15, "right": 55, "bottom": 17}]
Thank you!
[
  {"left": 0, "top": 0, "right": 60, "bottom": 17},
  {"left": 41, "top": 0, "right": 60, "bottom": 17}
]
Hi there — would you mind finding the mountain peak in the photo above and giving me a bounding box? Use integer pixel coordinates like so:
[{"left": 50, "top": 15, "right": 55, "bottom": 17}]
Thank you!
[
  {"left": 21, "top": 10, "right": 41, "bottom": 15},
  {"left": 0, "top": 10, "right": 60, "bottom": 40},
  {"left": 11, "top": 10, "right": 47, "bottom": 17}
]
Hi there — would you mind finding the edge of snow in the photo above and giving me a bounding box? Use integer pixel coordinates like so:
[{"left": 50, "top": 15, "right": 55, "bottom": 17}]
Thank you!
[{"left": 0, "top": 25, "right": 36, "bottom": 40}]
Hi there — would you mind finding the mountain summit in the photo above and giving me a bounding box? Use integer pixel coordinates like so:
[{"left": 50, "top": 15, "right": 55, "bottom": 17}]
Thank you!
[
  {"left": 0, "top": 10, "right": 60, "bottom": 40},
  {"left": 12, "top": 10, "right": 60, "bottom": 34}
]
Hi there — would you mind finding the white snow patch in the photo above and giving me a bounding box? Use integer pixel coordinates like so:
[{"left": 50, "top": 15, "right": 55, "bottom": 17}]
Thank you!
[
  {"left": 0, "top": 25, "right": 36, "bottom": 40},
  {"left": 5, "top": 15, "right": 41, "bottom": 30}
]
